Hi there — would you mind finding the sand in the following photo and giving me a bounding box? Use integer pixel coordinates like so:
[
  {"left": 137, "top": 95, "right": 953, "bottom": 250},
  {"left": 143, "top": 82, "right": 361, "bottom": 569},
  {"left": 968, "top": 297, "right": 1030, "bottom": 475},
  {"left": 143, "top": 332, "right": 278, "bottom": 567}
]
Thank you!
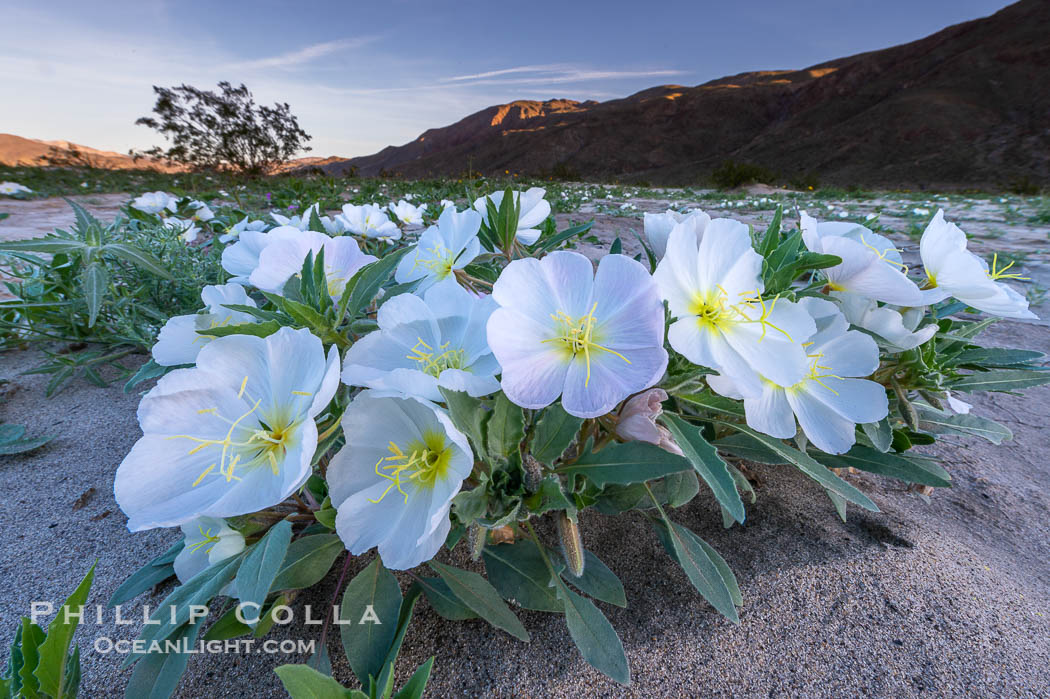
[{"left": 1, "top": 196, "right": 1048, "bottom": 697}]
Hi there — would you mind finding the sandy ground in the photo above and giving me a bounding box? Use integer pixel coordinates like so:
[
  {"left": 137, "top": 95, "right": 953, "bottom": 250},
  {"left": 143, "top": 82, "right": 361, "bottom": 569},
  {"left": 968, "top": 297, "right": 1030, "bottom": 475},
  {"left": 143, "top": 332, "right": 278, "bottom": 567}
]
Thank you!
[{"left": 1, "top": 195, "right": 1049, "bottom": 697}]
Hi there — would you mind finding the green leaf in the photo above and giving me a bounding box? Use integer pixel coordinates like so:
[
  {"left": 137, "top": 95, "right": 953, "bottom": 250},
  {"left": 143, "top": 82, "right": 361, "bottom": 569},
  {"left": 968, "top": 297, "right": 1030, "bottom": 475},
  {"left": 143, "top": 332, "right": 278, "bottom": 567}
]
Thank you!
[
  {"left": 529, "top": 404, "right": 583, "bottom": 464},
  {"left": 556, "top": 549, "right": 626, "bottom": 608},
  {"left": 757, "top": 205, "right": 782, "bottom": 257},
  {"left": 415, "top": 577, "right": 478, "bottom": 620},
  {"left": 340, "top": 247, "right": 412, "bottom": 319},
  {"left": 80, "top": 263, "right": 108, "bottom": 327},
  {"left": 201, "top": 606, "right": 251, "bottom": 641},
  {"left": 109, "top": 540, "right": 182, "bottom": 607},
  {"left": 124, "top": 615, "right": 207, "bottom": 699},
  {"left": 534, "top": 221, "right": 593, "bottom": 252},
  {"left": 0, "top": 434, "right": 53, "bottom": 455},
  {"left": 950, "top": 347, "right": 1045, "bottom": 368},
  {"left": 124, "top": 359, "right": 173, "bottom": 393},
  {"left": 486, "top": 392, "right": 524, "bottom": 461},
  {"left": 712, "top": 433, "right": 787, "bottom": 464},
  {"left": 197, "top": 319, "right": 281, "bottom": 338},
  {"left": 35, "top": 562, "right": 95, "bottom": 698},
  {"left": 134, "top": 555, "right": 242, "bottom": 648},
  {"left": 235, "top": 521, "right": 293, "bottom": 625},
  {"left": 914, "top": 404, "right": 1012, "bottom": 445},
  {"left": 0, "top": 236, "right": 87, "bottom": 254},
  {"left": 811, "top": 445, "right": 951, "bottom": 488},
  {"left": 0, "top": 424, "right": 26, "bottom": 442},
  {"left": 677, "top": 391, "right": 745, "bottom": 417},
  {"left": 551, "top": 575, "right": 630, "bottom": 684},
  {"left": 557, "top": 441, "right": 692, "bottom": 488},
  {"left": 393, "top": 657, "right": 435, "bottom": 699},
  {"left": 438, "top": 388, "right": 487, "bottom": 460},
  {"left": 272, "top": 534, "right": 344, "bottom": 591},
  {"left": 428, "top": 561, "right": 529, "bottom": 641},
  {"left": 861, "top": 417, "right": 893, "bottom": 453},
  {"left": 340, "top": 558, "right": 402, "bottom": 687},
  {"left": 101, "top": 243, "right": 174, "bottom": 280},
  {"left": 652, "top": 517, "right": 738, "bottom": 622},
  {"left": 17, "top": 618, "right": 46, "bottom": 698},
  {"left": 719, "top": 422, "right": 879, "bottom": 511},
  {"left": 274, "top": 664, "right": 354, "bottom": 699},
  {"left": 951, "top": 369, "right": 1050, "bottom": 393},
  {"left": 483, "top": 541, "right": 563, "bottom": 612},
  {"left": 375, "top": 586, "right": 423, "bottom": 693},
  {"left": 661, "top": 414, "right": 744, "bottom": 523}
]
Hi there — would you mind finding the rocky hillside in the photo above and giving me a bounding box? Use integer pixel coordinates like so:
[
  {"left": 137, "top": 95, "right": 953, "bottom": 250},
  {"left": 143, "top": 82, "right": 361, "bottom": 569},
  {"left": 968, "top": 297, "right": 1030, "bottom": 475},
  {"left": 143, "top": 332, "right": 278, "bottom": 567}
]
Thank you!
[{"left": 321, "top": 0, "right": 1050, "bottom": 187}]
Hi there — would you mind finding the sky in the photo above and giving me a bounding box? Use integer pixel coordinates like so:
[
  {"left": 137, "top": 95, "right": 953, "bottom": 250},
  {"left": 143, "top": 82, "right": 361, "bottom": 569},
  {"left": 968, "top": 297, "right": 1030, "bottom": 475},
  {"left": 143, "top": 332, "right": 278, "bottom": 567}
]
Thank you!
[{"left": 0, "top": 0, "right": 1016, "bottom": 159}]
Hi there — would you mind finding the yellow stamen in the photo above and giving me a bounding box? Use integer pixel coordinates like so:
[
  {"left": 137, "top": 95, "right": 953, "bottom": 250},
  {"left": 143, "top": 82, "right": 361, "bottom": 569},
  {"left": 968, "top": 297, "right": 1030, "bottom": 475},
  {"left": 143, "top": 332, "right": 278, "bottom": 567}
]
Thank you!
[
  {"left": 368, "top": 433, "right": 452, "bottom": 504},
  {"left": 988, "top": 253, "right": 1029, "bottom": 281},
  {"left": 407, "top": 338, "right": 466, "bottom": 377},
  {"left": 540, "top": 302, "right": 631, "bottom": 387}
]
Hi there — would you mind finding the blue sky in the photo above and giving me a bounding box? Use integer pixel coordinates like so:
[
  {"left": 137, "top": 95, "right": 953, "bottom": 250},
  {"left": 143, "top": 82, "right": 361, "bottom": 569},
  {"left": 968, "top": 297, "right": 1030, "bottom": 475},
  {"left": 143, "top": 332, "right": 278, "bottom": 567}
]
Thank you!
[{"left": 0, "top": 0, "right": 1014, "bottom": 158}]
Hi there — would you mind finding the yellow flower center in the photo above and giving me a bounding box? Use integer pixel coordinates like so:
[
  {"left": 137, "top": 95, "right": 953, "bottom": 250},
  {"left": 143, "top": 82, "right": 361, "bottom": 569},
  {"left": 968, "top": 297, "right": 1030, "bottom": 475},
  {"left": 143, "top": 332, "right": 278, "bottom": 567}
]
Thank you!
[
  {"left": 369, "top": 431, "right": 452, "bottom": 503},
  {"left": 541, "top": 301, "right": 630, "bottom": 387},
  {"left": 415, "top": 244, "right": 456, "bottom": 279},
  {"left": 691, "top": 287, "right": 792, "bottom": 342},
  {"left": 168, "top": 377, "right": 309, "bottom": 487},
  {"left": 788, "top": 345, "right": 844, "bottom": 394},
  {"left": 407, "top": 338, "right": 465, "bottom": 377},
  {"left": 187, "top": 525, "right": 222, "bottom": 554}
]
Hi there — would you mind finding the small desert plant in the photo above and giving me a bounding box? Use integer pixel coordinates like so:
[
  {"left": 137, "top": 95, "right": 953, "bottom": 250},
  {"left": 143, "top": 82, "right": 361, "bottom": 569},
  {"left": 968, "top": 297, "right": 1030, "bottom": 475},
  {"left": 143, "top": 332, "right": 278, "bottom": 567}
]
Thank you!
[{"left": 711, "top": 160, "right": 776, "bottom": 189}]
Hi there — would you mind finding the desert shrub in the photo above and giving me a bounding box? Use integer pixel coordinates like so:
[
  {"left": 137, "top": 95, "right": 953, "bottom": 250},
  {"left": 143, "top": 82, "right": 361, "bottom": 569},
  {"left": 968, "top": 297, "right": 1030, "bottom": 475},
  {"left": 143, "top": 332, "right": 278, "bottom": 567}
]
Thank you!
[
  {"left": 134, "top": 82, "right": 312, "bottom": 176},
  {"left": 711, "top": 160, "right": 776, "bottom": 189}
]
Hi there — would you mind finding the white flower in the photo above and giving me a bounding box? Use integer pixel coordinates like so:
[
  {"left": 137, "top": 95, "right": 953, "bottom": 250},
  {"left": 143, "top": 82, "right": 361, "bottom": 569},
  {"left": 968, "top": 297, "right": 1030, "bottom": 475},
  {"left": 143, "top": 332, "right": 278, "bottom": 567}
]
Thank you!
[
  {"left": 343, "top": 279, "right": 500, "bottom": 402},
  {"left": 394, "top": 207, "right": 482, "bottom": 292},
  {"left": 643, "top": 209, "right": 711, "bottom": 258},
  {"left": 488, "top": 251, "right": 668, "bottom": 418},
  {"left": 115, "top": 327, "right": 341, "bottom": 531},
  {"left": 189, "top": 201, "right": 214, "bottom": 222},
  {"left": 219, "top": 216, "right": 268, "bottom": 244},
  {"left": 946, "top": 391, "right": 972, "bottom": 415},
  {"left": 708, "top": 298, "right": 889, "bottom": 454},
  {"left": 131, "top": 191, "right": 176, "bottom": 214},
  {"left": 403, "top": 193, "right": 415, "bottom": 201},
  {"left": 174, "top": 516, "right": 245, "bottom": 583},
  {"left": 221, "top": 228, "right": 294, "bottom": 285},
  {"left": 800, "top": 213, "right": 922, "bottom": 306},
  {"left": 337, "top": 203, "right": 402, "bottom": 240},
  {"left": 389, "top": 200, "right": 427, "bottom": 225},
  {"left": 913, "top": 208, "right": 930, "bottom": 216},
  {"left": 473, "top": 187, "right": 551, "bottom": 245},
  {"left": 153, "top": 284, "right": 259, "bottom": 367},
  {"left": 439, "top": 199, "right": 456, "bottom": 211},
  {"left": 0, "top": 181, "right": 33, "bottom": 195},
  {"left": 271, "top": 204, "right": 316, "bottom": 231},
  {"left": 327, "top": 392, "right": 473, "bottom": 570},
  {"left": 250, "top": 229, "right": 377, "bottom": 302},
  {"left": 833, "top": 292, "right": 936, "bottom": 351},
  {"left": 918, "top": 210, "right": 1036, "bottom": 319},
  {"left": 163, "top": 217, "right": 201, "bottom": 243},
  {"left": 654, "top": 219, "right": 815, "bottom": 398}
]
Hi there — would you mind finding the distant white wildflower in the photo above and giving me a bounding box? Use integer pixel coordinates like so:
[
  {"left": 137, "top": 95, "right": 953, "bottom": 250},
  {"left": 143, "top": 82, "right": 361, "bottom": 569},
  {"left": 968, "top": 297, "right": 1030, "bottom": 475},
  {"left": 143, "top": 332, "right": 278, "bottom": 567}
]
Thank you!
[
  {"left": 131, "top": 191, "right": 177, "bottom": 214},
  {"left": 389, "top": 200, "right": 428, "bottom": 226},
  {"left": 473, "top": 187, "right": 552, "bottom": 245},
  {"left": 163, "top": 217, "right": 201, "bottom": 244},
  {"left": 338, "top": 203, "right": 402, "bottom": 240}
]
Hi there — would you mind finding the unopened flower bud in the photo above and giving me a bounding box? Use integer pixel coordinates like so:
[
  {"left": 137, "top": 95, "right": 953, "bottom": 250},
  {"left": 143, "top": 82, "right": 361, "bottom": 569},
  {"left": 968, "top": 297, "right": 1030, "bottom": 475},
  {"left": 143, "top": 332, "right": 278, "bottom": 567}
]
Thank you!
[
  {"left": 523, "top": 454, "right": 544, "bottom": 493},
  {"left": 469, "top": 523, "right": 486, "bottom": 561},
  {"left": 556, "top": 512, "right": 585, "bottom": 578},
  {"left": 615, "top": 388, "right": 684, "bottom": 456}
]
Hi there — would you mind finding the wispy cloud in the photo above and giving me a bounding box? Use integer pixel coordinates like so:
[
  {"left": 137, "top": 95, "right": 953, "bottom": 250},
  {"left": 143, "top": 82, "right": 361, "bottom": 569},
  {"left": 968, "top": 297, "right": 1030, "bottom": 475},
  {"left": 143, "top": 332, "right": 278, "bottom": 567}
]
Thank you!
[
  {"left": 226, "top": 38, "right": 375, "bottom": 71},
  {"left": 441, "top": 64, "right": 684, "bottom": 86}
]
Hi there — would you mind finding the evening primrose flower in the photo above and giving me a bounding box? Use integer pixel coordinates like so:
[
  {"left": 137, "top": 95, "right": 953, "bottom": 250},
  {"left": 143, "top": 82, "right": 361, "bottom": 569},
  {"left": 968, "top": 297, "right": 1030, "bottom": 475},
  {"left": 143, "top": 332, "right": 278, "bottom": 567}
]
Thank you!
[
  {"left": 221, "top": 228, "right": 291, "bottom": 284},
  {"left": 131, "top": 191, "right": 176, "bottom": 214},
  {"left": 250, "top": 229, "right": 377, "bottom": 303},
  {"left": 473, "top": 187, "right": 551, "bottom": 245},
  {"left": 173, "top": 516, "right": 245, "bottom": 583},
  {"left": 163, "top": 217, "right": 201, "bottom": 243},
  {"left": 188, "top": 201, "right": 214, "bottom": 222},
  {"left": 389, "top": 200, "right": 427, "bottom": 226},
  {"left": 153, "top": 284, "right": 259, "bottom": 366},
  {"left": 115, "top": 327, "right": 341, "bottom": 531},
  {"left": 833, "top": 292, "right": 937, "bottom": 351},
  {"left": 708, "top": 298, "right": 888, "bottom": 454},
  {"left": 0, "top": 181, "right": 32, "bottom": 195},
  {"left": 918, "top": 210, "right": 1037, "bottom": 319},
  {"left": 271, "top": 203, "right": 320, "bottom": 230},
  {"left": 643, "top": 208, "right": 710, "bottom": 258},
  {"left": 487, "top": 251, "right": 668, "bottom": 418},
  {"left": 439, "top": 199, "right": 456, "bottom": 211},
  {"left": 342, "top": 279, "right": 499, "bottom": 401},
  {"left": 327, "top": 392, "right": 473, "bottom": 570},
  {"left": 394, "top": 207, "right": 482, "bottom": 292},
  {"left": 653, "top": 219, "right": 815, "bottom": 399},
  {"left": 219, "top": 216, "right": 268, "bottom": 244},
  {"left": 800, "top": 213, "right": 922, "bottom": 305},
  {"left": 337, "top": 203, "right": 402, "bottom": 240}
]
